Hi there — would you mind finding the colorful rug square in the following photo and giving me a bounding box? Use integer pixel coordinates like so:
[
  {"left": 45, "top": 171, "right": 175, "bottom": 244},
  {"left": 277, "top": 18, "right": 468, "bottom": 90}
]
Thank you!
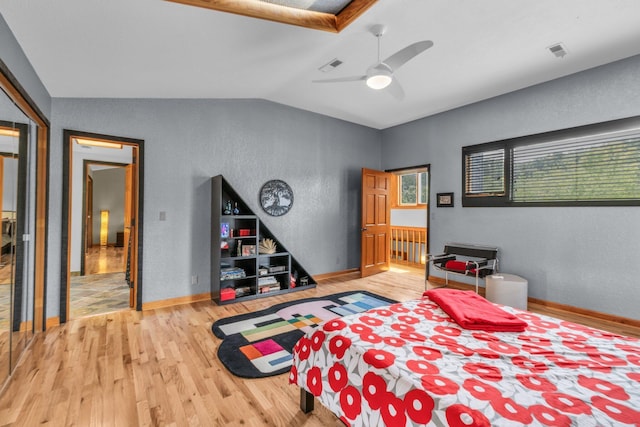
[{"left": 212, "top": 290, "right": 396, "bottom": 378}]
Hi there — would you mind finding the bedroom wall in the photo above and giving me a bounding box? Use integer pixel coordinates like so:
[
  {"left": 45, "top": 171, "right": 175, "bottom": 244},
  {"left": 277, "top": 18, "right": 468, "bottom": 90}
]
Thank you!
[
  {"left": 92, "top": 167, "right": 125, "bottom": 246},
  {"left": 391, "top": 209, "right": 427, "bottom": 228},
  {"left": 47, "top": 98, "right": 381, "bottom": 316},
  {"left": 380, "top": 54, "right": 640, "bottom": 320},
  {"left": 0, "top": 15, "right": 51, "bottom": 119}
]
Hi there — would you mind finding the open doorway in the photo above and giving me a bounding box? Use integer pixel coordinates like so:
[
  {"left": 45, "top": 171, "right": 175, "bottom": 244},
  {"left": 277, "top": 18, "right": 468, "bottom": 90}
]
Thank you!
[
  {"left": 61, "top": 130, "right": 144, "bottom": 323},
  {"left": 387, "top": 165, "right": 430, "bottom": 277},
  {"left": 72, "top": 160, "right": 129, "bottom": 318}
]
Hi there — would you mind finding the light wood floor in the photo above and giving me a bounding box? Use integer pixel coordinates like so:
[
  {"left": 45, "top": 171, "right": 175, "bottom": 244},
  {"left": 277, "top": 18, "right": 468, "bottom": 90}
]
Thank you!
[
  {"left": 84, "top": 245, "right": 125, "bottom": 275},
  {"left": 0, "top": 269, "right": 638, "bottom": 426}
]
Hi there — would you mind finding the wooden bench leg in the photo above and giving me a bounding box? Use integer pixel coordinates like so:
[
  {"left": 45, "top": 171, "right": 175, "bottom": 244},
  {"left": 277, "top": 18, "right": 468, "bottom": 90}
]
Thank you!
[{"left": 300, "top": 388, "right": 314, "bottom": 413}]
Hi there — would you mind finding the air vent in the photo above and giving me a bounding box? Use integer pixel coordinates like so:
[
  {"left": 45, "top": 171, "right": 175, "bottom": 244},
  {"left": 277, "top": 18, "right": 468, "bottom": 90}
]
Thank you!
[
  {"left": 318, "top": 58, "right": 343, "bottom": 73},
  {"left": 548, "top": 43, "right": 567, "bottom": 58}
]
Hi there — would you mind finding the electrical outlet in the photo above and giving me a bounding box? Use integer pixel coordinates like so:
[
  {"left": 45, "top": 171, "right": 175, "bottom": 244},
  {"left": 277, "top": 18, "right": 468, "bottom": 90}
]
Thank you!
[{"left": 191, "top": 275, "right": 198, "bottom": 285}]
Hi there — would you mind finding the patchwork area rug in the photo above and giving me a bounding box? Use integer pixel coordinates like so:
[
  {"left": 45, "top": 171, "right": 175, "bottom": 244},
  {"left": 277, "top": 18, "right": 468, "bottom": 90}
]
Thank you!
[{"left": 212, "top": 291, "right": 396, "bottom": 378}]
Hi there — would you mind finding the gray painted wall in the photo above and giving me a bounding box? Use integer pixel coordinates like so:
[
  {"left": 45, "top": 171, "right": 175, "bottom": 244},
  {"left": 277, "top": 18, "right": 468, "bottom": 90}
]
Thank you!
[
  {"left": 0, "top": 15, "right": 51, "bottom": 119},
  {"left": 47, "top": 98, "right": 381, "bottom": 315},
  {"left": 381, "top": 54, "right": 640, "bottom": 320},
  {"left": 391, "top": 209, "right": 426, "bottom": 227},
  {"left": 92, "top": 167, "right": 125, "bottom": 246}
]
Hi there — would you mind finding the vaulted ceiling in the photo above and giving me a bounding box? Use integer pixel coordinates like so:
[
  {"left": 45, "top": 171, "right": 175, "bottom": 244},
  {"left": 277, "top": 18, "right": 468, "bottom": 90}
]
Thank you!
[{"left": 2, "top": 0, "right": 640, "bottom": 129}]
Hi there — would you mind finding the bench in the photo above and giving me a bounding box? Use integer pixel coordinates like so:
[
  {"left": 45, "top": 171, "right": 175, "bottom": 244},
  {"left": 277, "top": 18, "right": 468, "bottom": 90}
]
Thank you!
[{"left": 427, "top": 243, "right": 499, "bottom": 293}]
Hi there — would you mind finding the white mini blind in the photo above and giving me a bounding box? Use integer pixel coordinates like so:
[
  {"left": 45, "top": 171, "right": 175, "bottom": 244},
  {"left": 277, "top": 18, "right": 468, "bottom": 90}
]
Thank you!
[
  {"left": 512, "top": 136, "right": 640, "bottom": 202},
  {"left": 465, "top": 149, "right": 505, "bottom": 196}
]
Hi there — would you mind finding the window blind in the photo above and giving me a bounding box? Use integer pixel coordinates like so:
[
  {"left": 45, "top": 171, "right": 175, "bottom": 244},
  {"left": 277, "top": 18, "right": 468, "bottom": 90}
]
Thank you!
[
  {"left": 465, "top": 149, "right": 505, "bottom": 196},
  {"left": 463, "top": 116, "right": 640, "bottom": 207},
  {"left": 512, "top": 136, "right": 640, "bottom": 202}
]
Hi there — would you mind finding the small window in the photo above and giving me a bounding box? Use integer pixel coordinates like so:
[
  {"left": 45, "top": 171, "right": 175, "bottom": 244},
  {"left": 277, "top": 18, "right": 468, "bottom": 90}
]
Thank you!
[
  {"left": 463, "top": 116, "right": 640, "bottom": 207},
  {"left": 399, "top": 171, "right": 428, "bottom": 206},
  {"left": 465, "top": 148, "right": 505, "bottom": 197},
  {"left": 400, "top": 173, "right": 417, "bottom": 205}
]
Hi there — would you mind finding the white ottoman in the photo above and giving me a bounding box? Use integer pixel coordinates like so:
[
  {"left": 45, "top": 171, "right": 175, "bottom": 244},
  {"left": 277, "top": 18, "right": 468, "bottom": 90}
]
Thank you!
[{"left": 486, "top": 274, "right": 528, "bottom": 310}]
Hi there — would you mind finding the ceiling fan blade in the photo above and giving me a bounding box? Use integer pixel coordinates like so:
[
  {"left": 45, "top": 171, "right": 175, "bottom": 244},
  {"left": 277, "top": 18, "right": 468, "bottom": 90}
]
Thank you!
[
  {"left": 387, "top": 78, "right": 405, "bottom": 100},
  {"left": 383, "top": 40, "right": 434, "bottom": 71},
  {"left": 312, "top": 76, "right": 366, "bottom": 83}
]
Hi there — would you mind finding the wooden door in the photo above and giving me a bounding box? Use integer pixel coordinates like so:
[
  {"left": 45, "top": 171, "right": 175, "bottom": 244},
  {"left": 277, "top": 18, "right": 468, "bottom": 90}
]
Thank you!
[
  {"left": 360, "top": 168, "right": 392, "bottom": 277},
  {"left": 123, "top": 164, "right": 132, "bottom": 274},
  {"left": 85, "top": 175, "right": 93, "bottom": 252},
  {"left": 124, "top": 156, "right": 137, "bottom": 308}
]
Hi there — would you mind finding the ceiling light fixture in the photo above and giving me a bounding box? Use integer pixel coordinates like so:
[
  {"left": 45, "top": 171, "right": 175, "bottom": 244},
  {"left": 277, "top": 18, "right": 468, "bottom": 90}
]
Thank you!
[
  {"left": 74, "top": 138, "right": 123, "bottom": 149},
  {"left": 312, "top": 24, "right": 433, "bottom": 100},
  {"left": 366, "top": 26, "right": 393, "bottom": 90},
  {"left": 366, "top": 64, "right": 393, "bottom": 89}
]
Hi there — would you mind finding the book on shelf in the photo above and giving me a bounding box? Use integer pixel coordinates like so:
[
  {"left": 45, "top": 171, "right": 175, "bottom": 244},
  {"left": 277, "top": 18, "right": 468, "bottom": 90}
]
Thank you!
[
  {"left": 258, "top": 276, "right": 278, "bottom": 286},
  {"left": 260, "top": 264, "right": 286, "bottom": 273},
  {"left": 259, "top": 283, "right": 281, "bottom": 294},
  {"left": 220, "top": 267, "right": 246, "bottom": 281}
]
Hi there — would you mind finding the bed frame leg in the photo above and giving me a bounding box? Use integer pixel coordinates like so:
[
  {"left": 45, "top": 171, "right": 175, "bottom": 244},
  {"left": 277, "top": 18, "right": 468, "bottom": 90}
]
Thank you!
[{"left": 300, "top": 389, "right": 314, "bottom": 413}]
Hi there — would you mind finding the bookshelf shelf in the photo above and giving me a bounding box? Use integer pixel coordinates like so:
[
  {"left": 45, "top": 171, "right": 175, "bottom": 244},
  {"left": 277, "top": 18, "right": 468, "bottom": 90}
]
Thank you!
[{"left": 211, "top": 175, "right": 316, "bottom": 304}]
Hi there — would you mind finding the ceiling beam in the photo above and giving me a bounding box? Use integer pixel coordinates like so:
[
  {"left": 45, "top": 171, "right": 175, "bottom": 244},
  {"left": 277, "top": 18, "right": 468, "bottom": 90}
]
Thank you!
[{"left": 165, "top": 0, "right": 377, "bottom": 33}]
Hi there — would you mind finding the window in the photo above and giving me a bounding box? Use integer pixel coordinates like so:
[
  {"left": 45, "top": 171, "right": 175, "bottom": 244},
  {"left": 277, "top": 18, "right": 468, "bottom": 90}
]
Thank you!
[
  {"left": 399, "top": 171, "right": 428, "bottom": 206},
  {"left": 463, "top": 116, "right": 640, "bottom": 207},
  {"left": 465, "top": 148, "right": 505, "bottom": 197}
]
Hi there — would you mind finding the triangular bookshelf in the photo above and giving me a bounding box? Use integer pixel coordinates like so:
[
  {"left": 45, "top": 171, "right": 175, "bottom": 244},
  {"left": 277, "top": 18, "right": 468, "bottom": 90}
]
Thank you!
[{"left": 210, "top": 175, "right": 316, "bottom": 304}]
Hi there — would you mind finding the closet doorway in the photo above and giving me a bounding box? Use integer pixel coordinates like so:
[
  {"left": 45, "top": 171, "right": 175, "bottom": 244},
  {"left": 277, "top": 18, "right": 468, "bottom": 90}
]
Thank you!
[{"left": 61, "top": 130, "right": 144, "bottom": 323}]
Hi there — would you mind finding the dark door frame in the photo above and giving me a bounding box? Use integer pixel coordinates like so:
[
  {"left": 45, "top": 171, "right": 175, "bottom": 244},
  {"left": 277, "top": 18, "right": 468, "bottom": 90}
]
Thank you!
[{"left": 61, "top": 130, "right": 145, "bottom": 323}]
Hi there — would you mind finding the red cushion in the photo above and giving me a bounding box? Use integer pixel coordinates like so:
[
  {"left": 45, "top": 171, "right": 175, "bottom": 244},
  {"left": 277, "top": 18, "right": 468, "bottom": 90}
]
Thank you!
[
  {"left": 445, "top": 260, "right": 478, "bottom": 274},
  {"left": 445, "top": 260, "right": 468, "bottom": 271}
]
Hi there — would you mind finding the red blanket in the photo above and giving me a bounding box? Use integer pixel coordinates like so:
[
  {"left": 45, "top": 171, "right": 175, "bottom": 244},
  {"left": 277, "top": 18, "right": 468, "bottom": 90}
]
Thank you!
[{"left": 423, "top": 288, "right": 527, "bottom": 332}]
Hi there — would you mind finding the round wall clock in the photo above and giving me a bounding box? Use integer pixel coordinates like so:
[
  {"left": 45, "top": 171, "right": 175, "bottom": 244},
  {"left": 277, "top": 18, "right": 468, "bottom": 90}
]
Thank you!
[{"left": 260, "top": 180, "right": 294, "bottom": 216}]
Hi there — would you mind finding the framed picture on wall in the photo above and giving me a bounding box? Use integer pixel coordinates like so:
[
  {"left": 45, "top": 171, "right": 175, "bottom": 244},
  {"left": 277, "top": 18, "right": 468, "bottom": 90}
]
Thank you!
[{"left": 437, "top": 192, "right": 454, "bottom": 207}]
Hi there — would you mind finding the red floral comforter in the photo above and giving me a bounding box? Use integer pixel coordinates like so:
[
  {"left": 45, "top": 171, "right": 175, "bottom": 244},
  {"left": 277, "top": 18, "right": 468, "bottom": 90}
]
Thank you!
[{"left": 289, "top": 296, "right": 640, "bottom": 426}]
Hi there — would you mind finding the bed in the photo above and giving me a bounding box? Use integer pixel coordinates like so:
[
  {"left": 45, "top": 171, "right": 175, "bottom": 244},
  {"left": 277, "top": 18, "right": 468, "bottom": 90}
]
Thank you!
[{"left": 290, "top": 289, "right": 640, "bottom": 426}]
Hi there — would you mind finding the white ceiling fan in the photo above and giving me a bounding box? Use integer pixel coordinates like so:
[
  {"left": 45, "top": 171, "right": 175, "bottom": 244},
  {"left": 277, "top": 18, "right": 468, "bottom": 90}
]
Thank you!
[{"left": 313, "top": 24, "right": 434, "bottom": 100}]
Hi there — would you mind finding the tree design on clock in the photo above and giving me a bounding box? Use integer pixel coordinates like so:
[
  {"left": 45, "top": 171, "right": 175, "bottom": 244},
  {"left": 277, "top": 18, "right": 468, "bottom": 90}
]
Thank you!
[{"left": 260, "top": 180, "right": 294, "bottom": 216}]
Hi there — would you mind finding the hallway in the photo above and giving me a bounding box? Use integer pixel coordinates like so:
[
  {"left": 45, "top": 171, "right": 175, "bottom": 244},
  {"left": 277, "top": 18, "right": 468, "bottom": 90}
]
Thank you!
[{"left": 70, "top": 246, "right": 129, "bottom": 319}]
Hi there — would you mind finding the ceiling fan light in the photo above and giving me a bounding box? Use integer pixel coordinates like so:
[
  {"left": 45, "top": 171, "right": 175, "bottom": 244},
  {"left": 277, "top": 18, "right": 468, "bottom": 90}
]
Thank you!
[
  {"left": 366, "top": 73, "right": 392, "bottom": 90},
  {"left": 366, "top": 63, "right": 392, "bottom": 89}
]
